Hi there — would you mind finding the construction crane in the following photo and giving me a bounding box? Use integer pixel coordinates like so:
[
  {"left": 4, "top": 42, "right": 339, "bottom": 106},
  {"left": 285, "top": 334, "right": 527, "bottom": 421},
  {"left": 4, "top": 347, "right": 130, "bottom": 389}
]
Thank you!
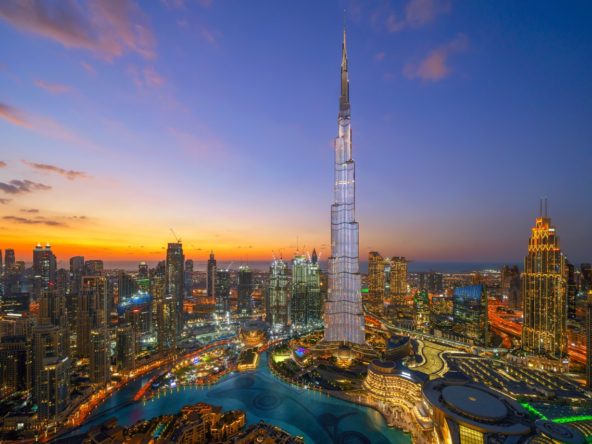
[{"left": 169, "top": 228, "right": 182, "bottom": 244}]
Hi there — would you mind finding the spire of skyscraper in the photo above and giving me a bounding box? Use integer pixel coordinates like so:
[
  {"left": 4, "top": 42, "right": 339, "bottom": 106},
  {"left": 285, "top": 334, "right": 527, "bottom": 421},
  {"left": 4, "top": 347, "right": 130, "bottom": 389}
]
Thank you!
[{"left": 339, "top": 20, "right": 350, "bottom": 120}]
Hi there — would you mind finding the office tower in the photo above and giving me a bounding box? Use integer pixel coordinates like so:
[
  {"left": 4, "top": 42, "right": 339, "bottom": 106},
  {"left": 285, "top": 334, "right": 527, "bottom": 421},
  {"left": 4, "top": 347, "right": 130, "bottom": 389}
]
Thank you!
[
  {"left": 207, "top": 252, "right": 217, "bottom": 309},
  {"left": 37, "top": 356, "right": 69, "bottom": 422},
  {"left": 185, "top": 259, "right": 194, "bottom": 297},
  {"left": 521, "top": 206, "right": 567, "bottom": 359},
  {"left": 390, "top": 257, "right": 408, "bottom": 306},
  {"left": 237, "top": 266, "right": 253, "bottom": 315},
  {"left": 89, "top": 328, "right": 110, "bottom": 384},
  {"left": 323, "top": 26, "right": 365, "bottom": 345},
  {"left": 267, "top": 258, "right": 289, "bottom": 329},
  {"left": 307, "top": 254, "right": 322, "bottom": 325},
  {"left": 216, "top": 269, "right": 231, "bottom": 314},
  {"left": 290, "top": 254, "right": 308, "bottom": 326},
  {"left": 414, "top": 290, "right": 430, "bottom": 331},
  {"left": 152, "top": 274, "right": 173, "bottom": 354},
  {"left": 116, "top": 324, "right": 136, "bottom": 371},
  {"left": 452, "top": 284, "right": 488, "bottom": 346},
  {"left": 84, "top": 260, "right": 104, "bottom": 276},
  {"left": 367, "top": 252, "right": 385, "bottom": 307},
  {"left": 138, "top": 261, "right": 149, "bottom": 279},
  {"left": 0, "top": 335, "right": 31, "bottom": 395},
  {"left": 565, "top": 260, "right": 577, "bottom": 320},
  {"left": 39, "top": 288, "right": 69, "bottom": 358},
  {"left": 31, "top": 323, "right": 61, "bottom": 405},
  {"left": 501, "top": 265, "right": 521, "bottom": 310},
  {"left": 165, "top": 242, "right": 185, "bottom": 343},
  {"left": 4, "top": 249, "right": 15, "bottom": 271},
  {"left": 33, "top": 243, "right": 57, "bottom": 298},
  {"left": 419, "top": 271, "right": 443, "bottom": 294},
  {"left": 76, "top": 276, "right": 108, "bottom": 359}
]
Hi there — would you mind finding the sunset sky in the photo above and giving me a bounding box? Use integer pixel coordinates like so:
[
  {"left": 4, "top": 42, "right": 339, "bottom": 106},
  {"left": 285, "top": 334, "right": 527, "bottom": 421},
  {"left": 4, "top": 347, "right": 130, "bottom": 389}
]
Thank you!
[{"left": 1, "top": 0, "right": 591, "bottom": 265}]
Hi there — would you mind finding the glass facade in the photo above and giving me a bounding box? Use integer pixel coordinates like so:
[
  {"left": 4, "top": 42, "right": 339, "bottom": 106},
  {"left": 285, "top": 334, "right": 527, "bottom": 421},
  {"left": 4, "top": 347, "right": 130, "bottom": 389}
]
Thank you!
[{"left": 452, "top": 284, "right": 488, "bottom": 346}]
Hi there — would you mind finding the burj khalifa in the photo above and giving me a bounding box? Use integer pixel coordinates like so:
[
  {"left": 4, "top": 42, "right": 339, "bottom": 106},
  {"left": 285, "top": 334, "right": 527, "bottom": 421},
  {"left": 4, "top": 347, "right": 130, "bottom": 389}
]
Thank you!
[{"left": 323, "top": 27, "right": 366, "bottom": 345}]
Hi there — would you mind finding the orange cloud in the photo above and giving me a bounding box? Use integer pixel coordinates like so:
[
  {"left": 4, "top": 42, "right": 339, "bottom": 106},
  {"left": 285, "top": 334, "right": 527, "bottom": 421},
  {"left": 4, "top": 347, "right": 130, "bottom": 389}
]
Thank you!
[
  {"left": 404, "top": 33, "right": 468, "bottom": 81},
  {"left": 380, "top": 0, "right": 450, "bottom": 33},
  {"left": 0, "top": 179, "right": 51, "bottom": 194},
  {"left": 0, "top": 0, "right": 155, "bottom": 60},
  {"left": 34, "top": 79, "right": 72, "bottom": 94},
  {"left": 0, "top": 161, "right": 7, "bottom": 168}
]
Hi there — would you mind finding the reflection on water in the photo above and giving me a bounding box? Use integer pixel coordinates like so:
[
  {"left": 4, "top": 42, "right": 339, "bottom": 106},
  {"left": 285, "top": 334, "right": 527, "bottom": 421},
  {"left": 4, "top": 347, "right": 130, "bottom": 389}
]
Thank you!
[{"left": 80, "top": 353, "right": 410, "bottom": 443}]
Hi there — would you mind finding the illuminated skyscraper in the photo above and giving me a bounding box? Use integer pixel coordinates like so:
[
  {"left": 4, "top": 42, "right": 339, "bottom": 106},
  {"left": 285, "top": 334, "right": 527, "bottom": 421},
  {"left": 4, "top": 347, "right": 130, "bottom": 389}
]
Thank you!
[
  {"left": 165, "top": 242, "right": 184, "bottom": 344},
  {"left": 290, "top": 252, "right": 322, "bottom": 328},
  {"left": 4, "top": 249, "right": 15, "bottom": 271},
  {"left": 84, "top": 260, "right": 104, "bottom": 276},
  {"left": 367, "top": 252, "right": 385, "bottom": 307},
  {"left": 501, "top": 265, "right": 521, "bottom": 310},
  {"left": 521, "top": 205, "right": 567, "bottom": 359},
  {"left": 207, "top": 251, "right": 218, "bottom": 311},
  {"left": 452, "top": 284, "right": 488, "bottom": 346},
  {"left": 238, "top": 266, "right": 253, "bottom": 315},
  {"left": 184, "top": 259, "right": 194, "bottom": 297},
  {"left": 33, "top": 243, "right": 57, "bottom": 298},
  {"left": 267, "top": 258, "right": 289, "bottom": 329},
  {"left": 390, "top": 257, "right": 408, "bottom": 306},
  {"left": 76, "top": 276, "right": 108, "bottom": 359},
  {"left": 216, "top": 269, "right": 231, "bottom": 314},
  {"left": 323, "top": 27, "right": 365, "bottom": 345}
]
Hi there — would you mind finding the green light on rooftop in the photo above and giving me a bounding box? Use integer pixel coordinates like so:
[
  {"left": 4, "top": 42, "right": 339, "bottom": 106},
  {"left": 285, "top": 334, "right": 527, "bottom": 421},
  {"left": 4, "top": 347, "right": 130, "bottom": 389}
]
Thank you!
[
  {"left": 519, "top": 402, "right": 548, "bottom": 420},
  {"left": 361, "top": 288, "right": 369, "bottom": 293},
  {"left": 553, "top": 415, "right": 592, "bottom": 424}
]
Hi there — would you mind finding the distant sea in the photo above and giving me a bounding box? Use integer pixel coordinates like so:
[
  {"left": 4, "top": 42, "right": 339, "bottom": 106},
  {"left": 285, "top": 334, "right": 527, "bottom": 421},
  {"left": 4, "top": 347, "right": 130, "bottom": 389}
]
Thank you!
[{"left": 96, "top": 260, "right": 522, "bottom": 273}]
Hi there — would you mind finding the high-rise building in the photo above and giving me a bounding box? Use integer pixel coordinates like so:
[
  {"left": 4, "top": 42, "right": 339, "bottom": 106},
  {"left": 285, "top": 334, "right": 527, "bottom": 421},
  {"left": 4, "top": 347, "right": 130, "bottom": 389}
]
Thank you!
[
  {"left": 37, "top": 356, "right": 69, "bottom": 422},
  {"left": 390, "top": 257, "right": 407, "bottom": 306},
  {"left": 184, "top": 259, "right": 194, "bottom": 297},
  {"left": 4, "top": 249, "right": 15, "bottom": 271},
  {"left": 521, "top": 208, "right": 567, "bottom": 359},
  {"left": 33, "top": 243, "right": 57, "bottom": 298},
  {"left": 237, "top": 266, "right": 253, "bottom": 315},
  {"left": 0, "top": 335, "right": 31, "bottom": 395},
  {"left": 77, "top": 276, "right": 108, "bottom": 359},
  {"left": 452, "top": 284, "right": 488, "bottom": 346},
  {"left": 207, "top": 251, "right": 217, "bottom": 310},
  {"left": 116, "top": 324, "right": 136, "bottom": 371},
  {"left": 216, "top": 269, "right": 231, "bottom": 314},
  {"left": 419, "top": 272, "right": 443, "bottom": 294},
  {"left": 581, "top": 263, "right": 592, "bottom": 293},
  {"left": 89, "top": 328, "right": 110, "bottom": 384},
  {"left": 267, "top": 258, "right": 289, "bottom": 329},
  {"left": 289, "top": 252, "right": 322, "bottom": 329},
  {"left": 84, "top": 260, "right": 104, "bottom": 276},
  {"left": 586, "top": 290, "right": 592, "bottom": 389},
  {"left": 138, "top": 261, "right": 149, "bottom": 279},
  {"left": 367, "top": 252, "right": 386, "bottom": 308},
  {"left": 323, "top": 27, "right": 365, "bottom": 345},
  {"left": 152, "top": 274, "right": 173, "bottom": 354},
  {"left": 565, "top": 260, "right": 577, "bottom": 320},
  {"left": 165, "top": 242, "right": 185, "bottom": 343},
  {"left": 501, "top": 265, "right": 521, "bottom": 310}
]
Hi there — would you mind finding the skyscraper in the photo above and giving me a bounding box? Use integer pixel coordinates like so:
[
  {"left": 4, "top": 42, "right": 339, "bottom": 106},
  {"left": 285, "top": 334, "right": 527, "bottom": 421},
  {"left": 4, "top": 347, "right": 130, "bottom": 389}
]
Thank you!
[
  {"left": 452, "top": 284, "right": 488, "bottom": 346},
  {"left": 290, "top": 253, "right": 322, "bottom": 328},
  {"left": 367, "top": 252, "right": 385, "bottom": 308},
  {"left": 84, "top": 260, "right": 104, "bottom": 276},
  {"left": 207, "top": 251, "right": 217, "bottom": 311},
  {"left": 33, "top": 243, "right": 57, "bottom": 298},
  {"left": 165, "top": 242, "right": 184, "bottom": 343},
  {"left": 216, "top": 269, "right": 231, "bottom": 314},
  {"left": 390, "top": 257, "right": 408, "bottom": 306},
  {"left": 565, "top": 260, "right": 577, "bottom": 320},
  {"left": 76, "top": 276, "right": 108, "bottom": 359},
  {"left": 501, "top": 265, "right": 521, "bottom": 310},
  {"left": 323, "top": 27, "right": 365, "bottom": 345},
  {"left": 237, "top": 266, "right": 253, "bottom": 315},
  {"left": 521, "top": 207, "right": 567, "bottom": 359},
  {"left": 586, "top": 290, "right": 592, "bottom": 389},
  {"left": 184, "top": 259, "right": 194, "bottom": 297},
  {"left": 4, "top": 249, "right": 15, "bottom": 271},
  {"left": 267, "top": 258, "right": 289, "bottom": 329}
]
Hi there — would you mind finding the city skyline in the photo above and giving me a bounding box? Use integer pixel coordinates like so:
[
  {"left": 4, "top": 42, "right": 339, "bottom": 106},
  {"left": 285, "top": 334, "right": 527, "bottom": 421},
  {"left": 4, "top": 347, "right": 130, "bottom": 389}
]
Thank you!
[{"left": 1, "top": 1, "right": 592, "bottom": 263}]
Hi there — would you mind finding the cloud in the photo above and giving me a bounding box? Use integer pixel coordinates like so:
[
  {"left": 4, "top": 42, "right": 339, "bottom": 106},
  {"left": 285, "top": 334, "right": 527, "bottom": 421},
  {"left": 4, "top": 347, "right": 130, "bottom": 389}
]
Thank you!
[
  {"left": 21, "top": 208, "right": 39, "bottom": 213},
  {"left": 374, "top": 52, "right": 386, "bottom": 61},
  {"left": 0, "top": 198, "right": 11, "bottom": 204},
  {"left": 375, "top": 0, "right": 450, "bottom": 33},
  {"left": 0, "top": 0, "right": 156, "bottom": 60},
  {"left": 34, "top": 79, "right": 72, "bottom": 94},
  {"left": 0, "top": 161, "right": 6, "bottom": 168},
  {"left": 127, "top": 65, "right": 165, "bottom": 88},
  {"left": 404, "top": 34, "right": 468, "bottom": 82},
  {"left": 22, "top": 160, "right": 89, "bottom": 180},
  {"left": 0, "top": 102, "right": 30, "bottom": 128},
  {"left": 3, "top": 215, "right": 65, "bottom": 227},
  {"left": 0, "top": 179, "right": 52, "bottom": 194}
]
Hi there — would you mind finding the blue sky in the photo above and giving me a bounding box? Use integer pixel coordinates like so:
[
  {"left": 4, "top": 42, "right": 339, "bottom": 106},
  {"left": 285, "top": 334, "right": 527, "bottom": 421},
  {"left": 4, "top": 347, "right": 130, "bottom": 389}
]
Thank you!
[{"left": 0, "top": 0, "right": 591, "bottom": 263}]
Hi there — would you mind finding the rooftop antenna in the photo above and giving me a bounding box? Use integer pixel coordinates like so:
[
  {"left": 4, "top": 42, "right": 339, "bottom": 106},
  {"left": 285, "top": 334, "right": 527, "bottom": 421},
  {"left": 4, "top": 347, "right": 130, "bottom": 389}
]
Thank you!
[
  {"left": 539, "top": 198, "right": 543, "bottom": 217},
  {"left": 544, "top": 196, "right": 548, "bottom": 217}
]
